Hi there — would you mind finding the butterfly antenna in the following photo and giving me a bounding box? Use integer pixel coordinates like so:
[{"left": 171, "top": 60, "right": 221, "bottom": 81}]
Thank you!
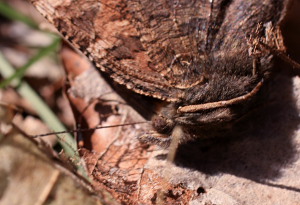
[{"left": 31, "top": 121, "right": 150, "bottom": 138}]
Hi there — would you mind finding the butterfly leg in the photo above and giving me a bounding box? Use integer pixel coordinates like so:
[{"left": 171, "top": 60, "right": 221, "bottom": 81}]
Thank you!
[{"left": 137, "top": 131, "right": 172, "bottom": 148}]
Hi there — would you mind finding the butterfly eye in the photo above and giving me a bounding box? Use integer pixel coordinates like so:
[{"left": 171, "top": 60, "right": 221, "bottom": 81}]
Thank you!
[{"left": 151, "top": 115, "right": 175, "bottom": 134}]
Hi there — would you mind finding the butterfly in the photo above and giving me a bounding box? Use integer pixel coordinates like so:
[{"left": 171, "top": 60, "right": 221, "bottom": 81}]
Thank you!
[{"left": 31, "top": 0, "right": 293, "bottom": 146}]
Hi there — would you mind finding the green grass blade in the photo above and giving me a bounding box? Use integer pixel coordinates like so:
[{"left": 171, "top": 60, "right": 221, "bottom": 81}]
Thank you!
[
  {"left": 0, "top": 2, "right": 38, "bottom": 29},
  {"left": 0, "top": 51, "right": 88, "bottom": 179},
  {"left": 0, "top": 50, "right": 76, "bottom": 154},
  {"left": 0, "top": 37, "right": 61, "bottom": 88}
]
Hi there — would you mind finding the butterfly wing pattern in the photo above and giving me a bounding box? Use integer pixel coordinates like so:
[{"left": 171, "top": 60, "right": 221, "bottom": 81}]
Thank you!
[{"left": 31, "top": 0, "right": 288, "bottom": 144}]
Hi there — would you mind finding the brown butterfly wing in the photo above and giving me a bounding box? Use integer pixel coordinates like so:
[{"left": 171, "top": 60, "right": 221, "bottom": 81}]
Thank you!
[
  {"left": 31, "top": 0, "right": 213, "bottom": 102},
  {"left": 31, "top": 0, "right": 286, "bottom": 103}
]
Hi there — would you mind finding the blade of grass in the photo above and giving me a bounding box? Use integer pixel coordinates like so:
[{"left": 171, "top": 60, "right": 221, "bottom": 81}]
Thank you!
[
  {"left": 0, "top": 50, "right": 88, "bottom": 179},
  {"left": 0, "top": 2, "right": 38, "bottom": 29},
  {"left": 0, "top": 37, "right": 61, "bottom": 88}
]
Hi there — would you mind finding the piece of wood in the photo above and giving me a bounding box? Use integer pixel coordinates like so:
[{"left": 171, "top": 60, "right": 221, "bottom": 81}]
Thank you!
[{"left": 0, "top": 127, "right": 118, "bottom": 205}]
